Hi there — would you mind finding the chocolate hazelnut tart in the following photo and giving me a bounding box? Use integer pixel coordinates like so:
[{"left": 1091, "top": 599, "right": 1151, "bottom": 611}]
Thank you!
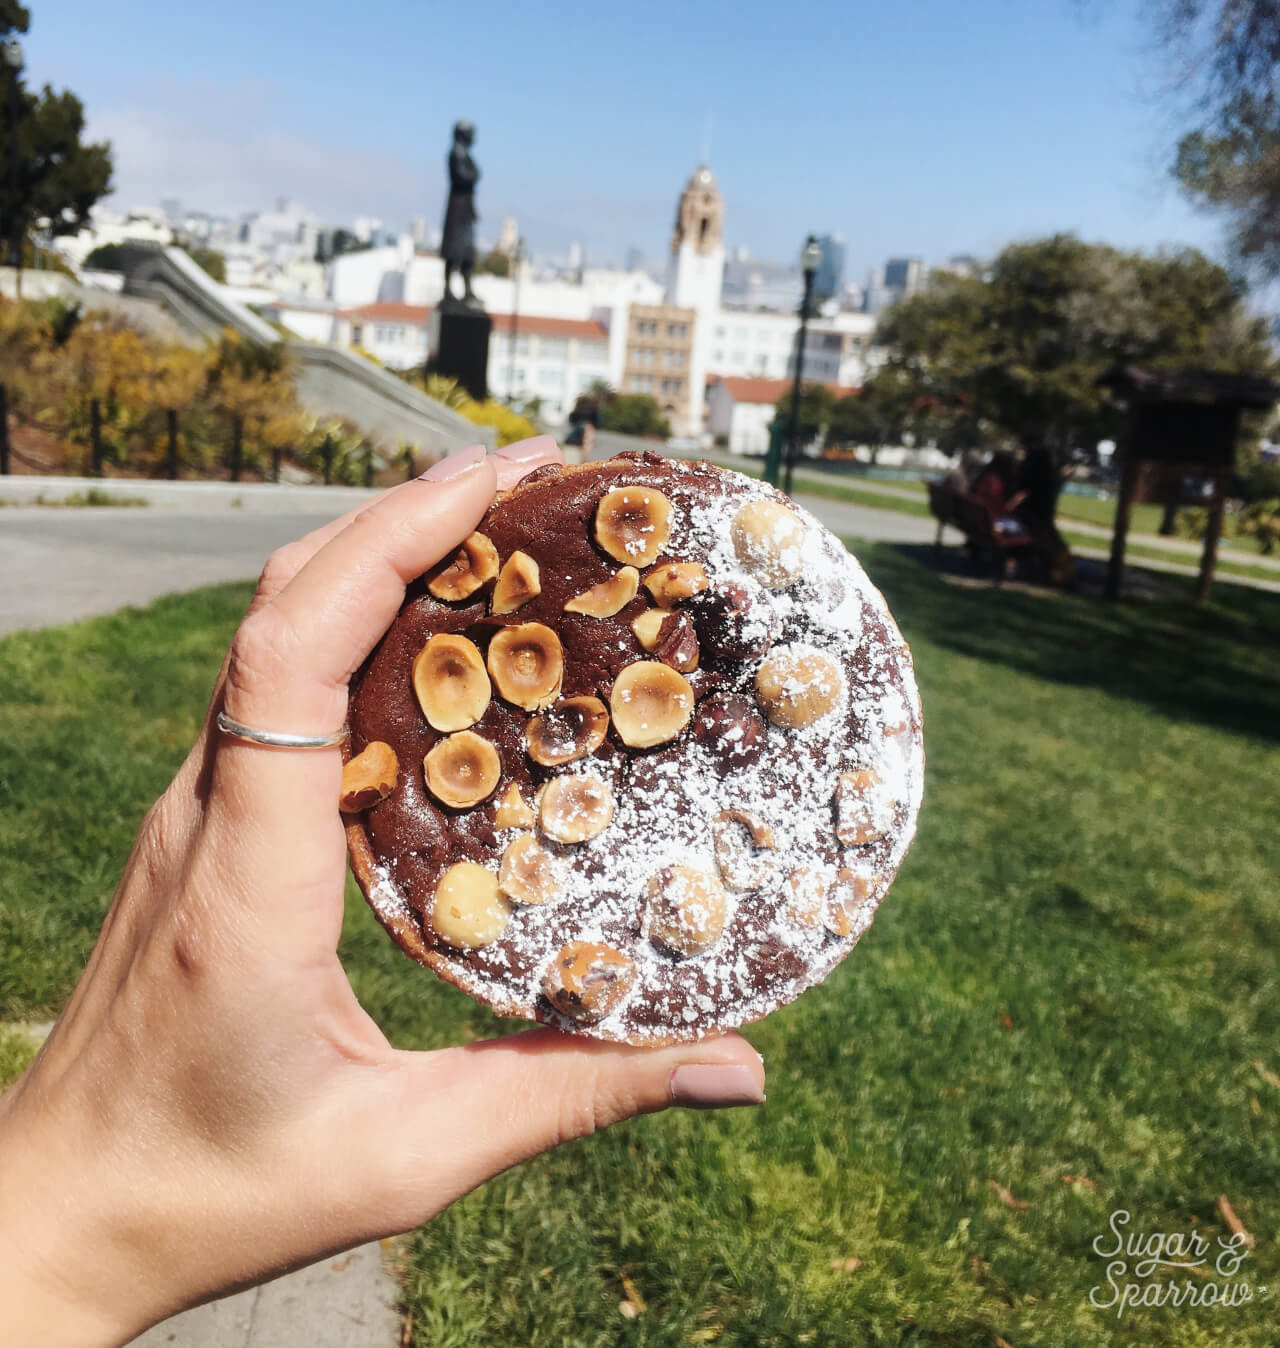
[{"left": 342, "top": 453, "right": 924, "bottom": 1045}]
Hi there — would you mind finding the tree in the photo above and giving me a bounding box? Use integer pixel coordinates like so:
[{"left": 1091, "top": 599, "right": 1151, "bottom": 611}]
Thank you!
[
  {"left": 874, "top": 235, "right": 1276, "bottom": 512},
  {"left": 82, "top": 242, "right": 123, "bottom": 271},
  {"left": 476, "top": 248, "right": 510, "bottom": 277},
  {"left": 0, "top": 4, "right": 113, "bottom": 270},
  {"left": 599, "top": 393, "right": 671, "bottom": 439},
  {"left": 180, "top": 244, "right": 226, "bottom": 284},
  {"left": 1144, "top": 1, "right": 1280, "bottom": 274},
  {"left": 772, "top": 384, "right": 835, "bottom": 449}
]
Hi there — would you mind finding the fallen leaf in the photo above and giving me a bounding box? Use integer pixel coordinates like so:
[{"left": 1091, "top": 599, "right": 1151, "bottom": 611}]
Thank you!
[
  {"left": 828, "top": 1256, "right": 865, "bottom": 1273},
  {"left": 1217, "top": 1194, "right": 1255, "bottom": 1249},
  {"left": 1250, "top": 1059, "right": 1280, "bottom": 1090},
  {"left": 688, "top": 1327, "right": 724, "bottom": 1343},
  {"left": 999, "top": 1011, "right": 1014, "bottom": 1031},
  {"left": 993, "top": 1336, "right": 1015, "bottom": 1348},
  {"left": 988, "top": 1179, "right": 1029, "bottom": 1211},
  {"left": 1061, "top": 1174, "right": 1097, "bottom": 1190},
  {"left": 619, "top": 1302, "right": 639, "bottom": 1321},
  {"left": 618, "top": 1271, "right": 647, "bottom": 1319}
]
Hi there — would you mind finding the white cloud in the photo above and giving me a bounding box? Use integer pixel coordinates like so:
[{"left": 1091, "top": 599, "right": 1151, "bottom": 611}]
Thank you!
[{"left": 86, "top": 78, "right": 437, "bottom": 228}]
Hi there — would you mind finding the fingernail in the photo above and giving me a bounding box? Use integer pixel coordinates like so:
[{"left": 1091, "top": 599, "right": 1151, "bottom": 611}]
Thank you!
[
  {"left": 669, "top": 1063, "right": 765, "bottom": 1110},
  {"left": 495, "top": 434, "right": 558, "bottom": 463},
  {"left": 420, "top": 444, "right": 487, "bottom": 482}
]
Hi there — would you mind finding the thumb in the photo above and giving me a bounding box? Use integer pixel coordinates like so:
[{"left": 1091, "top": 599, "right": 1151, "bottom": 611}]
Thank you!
[{"left": 371, "top": 1029, "right": 765, "bottom": 1220}]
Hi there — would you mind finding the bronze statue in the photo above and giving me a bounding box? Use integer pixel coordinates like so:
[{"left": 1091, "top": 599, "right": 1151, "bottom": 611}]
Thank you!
[{"left": 441, "top": 120, "right": 481, "bottom": 308}]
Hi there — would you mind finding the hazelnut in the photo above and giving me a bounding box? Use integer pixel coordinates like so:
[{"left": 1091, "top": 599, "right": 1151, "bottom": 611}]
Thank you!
[
  {"left": 688, "top": 582, "right": 775, "bottom": 663},
  {"left": 610, "top": 661, "right": 694, "bottom": 748},
  {"left": 487, "top": 622, "right": 564, "bottom": 711},
  {"left": 755, "top": 645, "right": 843, "bottom": 729},
  {"left": 526, "top": 696, "right": 609, "bottom": 767},
  {"left": 711, "top": 808, "right": 776, "bottom": 890},
  {"left": 339, "top": 741, "right": 399, "bottom": 811},
  {"left": 491, "top": 550, "right": 541, "bottom": 615},
  {"left": 782, "top": 868, "right": 827, "bottom": 928},
  {"left": 631, "top": 608, "right": 669, "bottom": 650},
  {"left": 643, "top": 561, "right": 709, "bottom": 607},
  {"left": 539, "top": 774, "right": 615, "bottom": 843},
  {"left": 498, "top": 833, "right": 564, "bottom": 906},
  {"left": 834, "top": 769, "right": 890, "bottom": 845},
  {"left": 494, "top": 781, "right": 535, "bottom": 829},
  {"left": 428, "top": 531, "right": 500, "bottom": 602},
  {"left": 730, "top": 499, "right": 806, "bottom": 590},
  {"left": 564, "top": 566, "right": 639, "bottom": 618},
  {"left": 594, "top": 486, "right": 672, "bottom": 567},
  {"left": 412, "top": 634, "right": 491, "bottom": 732},
  {"left": 429, "top": 862, "right": 511, "bottom": 949},
  {"left": 646, "top": 866, "right": 728, "bottom": 958},
  {"left": 653, "top": 611, "right": 700, "bottom": 672},
  {"left": 825, "top": 867, "right": 878, "bottom": 937},
  {"left": 424, "top": 730, "right": 502, "bottom": 809},
  {"left": 691, "top": 693, "right": 766, "bottom": 772},
  {"left": 542, "top": 941, "right": 636, "bottom": 1023}
]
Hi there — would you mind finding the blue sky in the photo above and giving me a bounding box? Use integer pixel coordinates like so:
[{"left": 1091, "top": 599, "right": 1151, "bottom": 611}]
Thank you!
[{"left": 20, "top": 0, "right": 1223, "bottom": 281}]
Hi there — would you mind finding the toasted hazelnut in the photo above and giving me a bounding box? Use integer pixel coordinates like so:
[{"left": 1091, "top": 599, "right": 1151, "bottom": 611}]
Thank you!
[
  {"left": 429, "top": 862, "right": 511, "bottom": 948},
  {"left": 782, "top": 868, "right": 827, "bottom": 928},
  {"left": 631, "top": 609, "right": 668, "bottom": 650},
  {"left": 564, "top": 566, "right": 639, "bottom": 618},
  {"left": 491, "top": 550, "right": 541, "bottom": 615},
  {"left": 610, "top": 661, "right": 694, "bottom": 748},
  {"left": 654, "top": 611, "right": 700, "bottom": 672},
  {"left": 494, "top": 781, "right": 535, "bottom": 829},
  {"left": 688, "top": 582, "right": 775, "bottom": 663},
  {"left": 646, "top": 866, "right": 727, "bottom": 958},
  {"left": 542, "top": 941, "right": 636, "bottom": 1023},
  {"left": 498, "top": 833, "right": 564, "bottom": 906},
  {"left": 711, "top": 808, "right": 776, "bottom": 890},
  {"left": 526, "top": 696, "right": 609, "bottom": 766},
  {"left": 424, "top": 730, "right": 501, "bottom": 809},
  {"left": 428, "top": 531, "right": 500, "bottom": 601},
  {"left": 643, "top": 561, "right": 709, "bottom": 607},
  {"left": 339, "top": 741, "right": 399, "bottom": 811},
  {"left": 834, "top": 768, "right": 890, "bottom": 845},
  {"left": 539, "top": 774, "right": 615, "bottom": 843},
  {"left": 692, "top": 693, "right": 767, "bottom": 772},
  {"left": 730, "top": 499, "right": 807, "bottom": 590},
  {"left": 594, "top": 487, "right": 672, "bottom": 567},
  {"left": 487, "top": 622, "right": 564, "bottom": 711},
  {"left": 826, "top": 867, "right": 878, "bottom": 937},
  {"left": 412, "top": 634, "right": 491, "bottom": 732},
  {"left": 755, "top": 645, "right": 843, "bottom": 729}
]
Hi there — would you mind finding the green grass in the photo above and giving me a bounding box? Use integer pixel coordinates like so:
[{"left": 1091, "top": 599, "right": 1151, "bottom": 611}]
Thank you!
[
  {"left": 1060, "top": 531, "right": 1280, "bottom": 586},
  {"left": 1, "top": 565, "right": 1278, "bottom": 1345},
  {"left": 33, "top": 489, "right": 150, "bottom": 508}
]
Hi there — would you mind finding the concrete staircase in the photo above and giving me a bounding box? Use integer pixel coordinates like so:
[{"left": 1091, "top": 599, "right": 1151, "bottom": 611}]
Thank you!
[{"left": 119, "top": 243, "right": 491, "bottom": 454}]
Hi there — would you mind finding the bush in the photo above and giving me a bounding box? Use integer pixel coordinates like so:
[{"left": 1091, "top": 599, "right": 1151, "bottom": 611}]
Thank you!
[
  {"left": 1239, "top": 457, "right": 1280, "bottom": 503},
  {"left": 1238, "top": 498, "right": 1280, "bottom": 553}
]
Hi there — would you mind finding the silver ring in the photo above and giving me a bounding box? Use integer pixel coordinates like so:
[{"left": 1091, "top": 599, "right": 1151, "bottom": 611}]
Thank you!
[{"left": 216, "top": 711, "right": 349, "bottom": 750}]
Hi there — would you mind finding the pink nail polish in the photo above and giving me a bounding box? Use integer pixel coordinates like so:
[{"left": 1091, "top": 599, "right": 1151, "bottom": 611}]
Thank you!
[
  {"left": 669, "top": 1063, "right": 765, "bottom": 1110},
  {"left": 495, "top": 434, "right": 558, "bottom": 463},
  {"left": 420, "top": 444, "right": 487, "bottom": 482}
]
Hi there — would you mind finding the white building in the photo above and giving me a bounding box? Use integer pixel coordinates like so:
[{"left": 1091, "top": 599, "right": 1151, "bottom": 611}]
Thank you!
[{"left": 706, "top": 375, "right": 839, "bottom": 457}]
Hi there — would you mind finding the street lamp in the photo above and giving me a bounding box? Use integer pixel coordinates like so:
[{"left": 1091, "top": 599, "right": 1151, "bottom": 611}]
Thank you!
[
  {"left": 782, "top": 234, "right": 824, "bottom": 497},
  {"left": 506, "top": 236, "right": 525, "bottom": 404},
  {"left": 4, "top": 37, "right": 23, "bottom": 274}
]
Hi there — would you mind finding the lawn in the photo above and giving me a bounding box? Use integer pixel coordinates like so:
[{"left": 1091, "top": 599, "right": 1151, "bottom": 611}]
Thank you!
[{"left": 1, "top": 552, "right": 1277, "bottom": 1346}]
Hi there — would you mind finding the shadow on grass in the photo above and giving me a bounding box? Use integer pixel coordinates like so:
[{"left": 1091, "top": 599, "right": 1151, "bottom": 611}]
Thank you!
[{"left": 859, "top": 541, "right": 1280, "bottom": 744}]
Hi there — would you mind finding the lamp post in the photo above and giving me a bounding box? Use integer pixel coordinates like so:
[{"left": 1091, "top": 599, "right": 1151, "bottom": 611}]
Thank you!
[
  {"left": 782, "top": 234, "right": 824, "bottom": 497},
  {"left": 4, "top": 37, "right": 23, "bottom": 280},
  {"left": 506, "top": 236, "right": 524, "bottom": 404}
]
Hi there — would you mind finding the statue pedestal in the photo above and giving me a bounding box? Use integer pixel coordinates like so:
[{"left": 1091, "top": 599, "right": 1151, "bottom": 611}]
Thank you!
[{"left": 433, "top": 303, "right": 491, "bottom": 403}]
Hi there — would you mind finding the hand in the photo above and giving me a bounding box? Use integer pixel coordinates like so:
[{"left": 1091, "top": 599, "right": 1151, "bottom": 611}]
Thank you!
[{"left": 0, "top": 437, "right": 765, "bottom": 1348}]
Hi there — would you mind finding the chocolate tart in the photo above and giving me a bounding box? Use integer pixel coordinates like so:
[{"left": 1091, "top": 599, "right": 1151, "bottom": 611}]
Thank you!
[{"left": 343, "top": 452, "right": 924, "bottom": 1045}]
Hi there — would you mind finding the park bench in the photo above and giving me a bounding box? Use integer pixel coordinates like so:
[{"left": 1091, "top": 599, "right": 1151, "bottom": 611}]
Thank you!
[{"left": 926, "top": 480, "right": 1033, "bottom": 583}]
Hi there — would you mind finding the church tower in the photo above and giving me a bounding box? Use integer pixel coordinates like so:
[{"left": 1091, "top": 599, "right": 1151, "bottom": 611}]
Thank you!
[{"left": 666, "top": 164, "right": 724, "bottom": 316}]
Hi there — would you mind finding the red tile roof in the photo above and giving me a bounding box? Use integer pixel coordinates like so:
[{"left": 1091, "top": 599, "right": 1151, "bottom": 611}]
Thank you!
[
  {"left": 337, "top": 302, "right": 607, "bottom": 341},
  {"left": 709, "top": 375, "right": 848, "bottom": 403}
]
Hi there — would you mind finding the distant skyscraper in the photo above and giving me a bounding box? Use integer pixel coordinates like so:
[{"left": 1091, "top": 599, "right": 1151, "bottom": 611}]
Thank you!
[
  {"left": 883, "top": 257, "right": 926, "bottom": 295},
  {"left": 568, "top": 241, "right": 583, "bottom": 272},
  {"left": 409, "top": 216, "right": 429, "bottom": 247},
  {"left": 626, "top": 245, "right": 645, "bottom": 273},
  {"left": 812, "top": 234, "right": 844, "bottom": 303}
]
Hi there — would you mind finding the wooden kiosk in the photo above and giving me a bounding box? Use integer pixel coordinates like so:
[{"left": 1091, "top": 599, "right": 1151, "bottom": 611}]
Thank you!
[{"left": 1099, "top": 366, "right": 1280, "bottom": 602}]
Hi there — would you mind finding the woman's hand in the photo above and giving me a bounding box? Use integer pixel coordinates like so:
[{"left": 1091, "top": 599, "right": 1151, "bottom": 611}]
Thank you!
[{"left": 0, "top": 437, "right": 765, "bottom": 1348}]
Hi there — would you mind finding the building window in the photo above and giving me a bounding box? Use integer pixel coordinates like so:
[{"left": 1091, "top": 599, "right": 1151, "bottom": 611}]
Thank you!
[
  {"left": 539, "top": 367, "right": 564, "bottom": 388},
  {"left": 351, "top": 325, "right": 363, "bottom": 345},
  {"left": 539, "top": 337, "right": 568, "bottom": 358},
  {"left": 712, "top": 349, "right": 724, "bottom": 363},
  {"left": 667, "top": 323, "right": 687, "bottom": 338}
]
